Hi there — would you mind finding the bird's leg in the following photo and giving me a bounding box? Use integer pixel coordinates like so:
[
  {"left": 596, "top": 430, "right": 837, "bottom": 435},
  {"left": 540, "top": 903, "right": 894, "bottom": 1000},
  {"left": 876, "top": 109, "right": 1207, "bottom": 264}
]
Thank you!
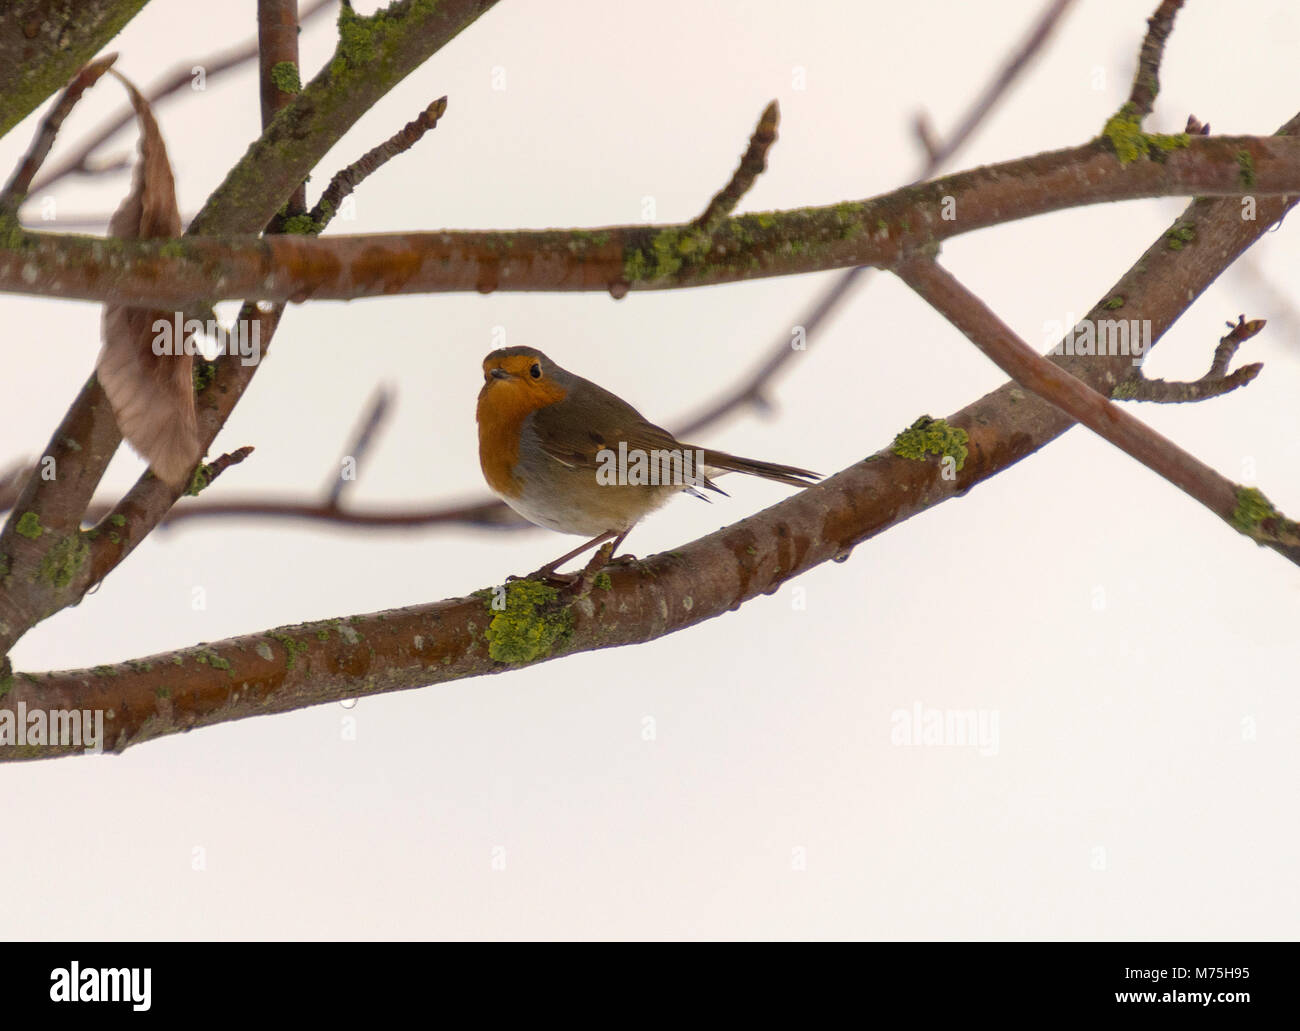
[
  {"left": 579, "top": 528, "right": 631, "bottom": 575},
  {"left": 516, "top": 529, "right": 622, "bottom": 583},
  {"left": 571, "top": 529, "right": 633, "bottom": 593}
]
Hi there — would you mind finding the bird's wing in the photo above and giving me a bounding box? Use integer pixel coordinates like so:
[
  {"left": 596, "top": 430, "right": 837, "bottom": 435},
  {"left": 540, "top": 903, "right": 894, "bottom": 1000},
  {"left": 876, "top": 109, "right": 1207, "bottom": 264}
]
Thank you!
[{"left": 529, "top": 380, "right": 726, "bottom": 493}]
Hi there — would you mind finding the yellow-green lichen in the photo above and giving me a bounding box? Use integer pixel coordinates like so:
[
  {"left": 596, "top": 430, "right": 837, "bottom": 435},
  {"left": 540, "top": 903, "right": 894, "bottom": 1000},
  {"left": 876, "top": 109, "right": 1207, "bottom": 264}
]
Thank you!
[
  {"left": 623, "top": 226, "right": 712, "bottom": 283},
  {"left": 1231, "top": 486, "right": 1279, "bottom": 535},
  {"left": 484, "top": 581, "right": 573, "bottom": 664},
  {"left": 281, "top": 213, "right": 324, "bottom": 236},
  {"left": 1103, "top": 295, "right": 1125, "bottom": 310},
  {"left": 594, "top": 572, "right": 612, "bottom": 591},
  {"left": 1110, "top": 378, "right": 1139, "bottom": 400},
  {"left": 1101, "top": 103, "right": 1191, "bottom": 165},
  {"left": 1237, "top": 150, "right": 1256, "bottom": 188},
  {"left": 15, "top": 512, "right": 42, "bottom": 539},
  {"left": 185, "top": 463, "right": 211, "bottom": 497},
  {"left": 194, "top": 648, "right": 233, "bottom": 673},
  {"left": 267, "top": 633, "right": 307, "bottom": 670},
  {"left": 193, "top": 360, "right": 217, "bottom": 393},
  {"left": 1165, "top": 221, "right": 1196, "bottom": 251},
  {"left": 39, "top": 534, "right": 88, "bottom": 590},
  {"left": 271, "top": 61, "right": 301, "bottom": 95},
  {"left": 891, "top": 416, "right": 969, "bottom": 471},
  {"left": 330, "top": 0, "right": 439, "bottom": 79}
]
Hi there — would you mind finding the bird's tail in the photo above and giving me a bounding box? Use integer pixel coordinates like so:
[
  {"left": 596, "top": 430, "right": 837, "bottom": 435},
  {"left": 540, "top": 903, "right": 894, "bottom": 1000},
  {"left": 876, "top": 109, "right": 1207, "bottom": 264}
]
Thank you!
[{"left": 698, "top": 448, "right": 820, "bottom": 489}]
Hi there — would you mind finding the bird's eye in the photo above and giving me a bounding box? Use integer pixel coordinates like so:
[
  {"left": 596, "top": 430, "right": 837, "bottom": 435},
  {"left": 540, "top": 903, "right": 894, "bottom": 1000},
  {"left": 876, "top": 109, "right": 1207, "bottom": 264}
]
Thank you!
[{"left": 529, "top": 362, "right": 542, "bottom": 379}]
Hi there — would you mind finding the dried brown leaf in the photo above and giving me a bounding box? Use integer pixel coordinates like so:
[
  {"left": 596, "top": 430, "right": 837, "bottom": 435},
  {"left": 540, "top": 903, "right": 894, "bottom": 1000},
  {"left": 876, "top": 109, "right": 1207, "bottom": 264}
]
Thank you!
[{"left": 96, "top": 71, "right": 198, "bottom": 488}]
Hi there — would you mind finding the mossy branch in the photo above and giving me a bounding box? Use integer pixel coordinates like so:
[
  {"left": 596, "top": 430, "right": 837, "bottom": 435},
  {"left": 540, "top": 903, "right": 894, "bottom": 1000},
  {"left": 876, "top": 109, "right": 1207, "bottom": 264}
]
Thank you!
[{"left": 4, "top": 133, "right": 1300, "bottom": 307}]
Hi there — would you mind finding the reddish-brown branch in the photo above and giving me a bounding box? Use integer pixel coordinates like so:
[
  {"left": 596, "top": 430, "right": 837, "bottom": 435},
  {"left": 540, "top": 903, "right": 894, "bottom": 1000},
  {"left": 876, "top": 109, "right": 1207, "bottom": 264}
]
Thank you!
[
  {"left": 1128, "top": 0, "right": 1184, "bottom": 119},
  {"left": 692, "top": 100, "right": 780, "bottom": 232},
  {"left": 260, "top": 0, "right": 307, "bottom": 232},
  {"left": 310, "top": 97, "right": 449, "bottom": 226},
  {"left": 1115, "top": 315, "right": 1266, "bottom": 403},
  {"left": 26, "top": 0, "right": 337, "bottom": 196},
  {"left": 712, "top": 0, "right": 1080, "bottom": 440},
  {"left": 894, "top": 257, "right": 1299, "bottom": 549},
  {"left": 0, "top": 0, "right": 509, "bottom": 661},
  {"left": 3, "top": 134, "right": 1298, "bottom": 308},
  {"left": 8, "top": 109, "right": 1300, "bottom": 758},
  {"left": 0, "top": 54, "right": 118, "bottom": 213}
]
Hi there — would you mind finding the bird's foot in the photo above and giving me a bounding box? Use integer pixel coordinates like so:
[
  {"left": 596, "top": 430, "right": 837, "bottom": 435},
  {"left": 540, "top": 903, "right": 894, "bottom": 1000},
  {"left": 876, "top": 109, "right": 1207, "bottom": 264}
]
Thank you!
[
  {"left": 507, "top": 567, "right": 581, "bottom": 586},
  {"left": 609, "top": 551, "right": 655, "bottom": 578}
]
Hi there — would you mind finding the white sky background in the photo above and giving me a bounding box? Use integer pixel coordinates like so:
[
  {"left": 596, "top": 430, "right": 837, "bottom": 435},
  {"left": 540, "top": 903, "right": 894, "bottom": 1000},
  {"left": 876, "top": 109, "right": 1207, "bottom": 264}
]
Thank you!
[{"left": 2, "top": 0, "right": 1298, "bottom": 940}]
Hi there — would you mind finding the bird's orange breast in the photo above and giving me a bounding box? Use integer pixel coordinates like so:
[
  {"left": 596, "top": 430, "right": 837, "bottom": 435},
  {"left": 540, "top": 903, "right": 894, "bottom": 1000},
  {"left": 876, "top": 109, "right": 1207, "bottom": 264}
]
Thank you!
[{"left": 476, "top": 378, "right": 567, "bottom": 498}]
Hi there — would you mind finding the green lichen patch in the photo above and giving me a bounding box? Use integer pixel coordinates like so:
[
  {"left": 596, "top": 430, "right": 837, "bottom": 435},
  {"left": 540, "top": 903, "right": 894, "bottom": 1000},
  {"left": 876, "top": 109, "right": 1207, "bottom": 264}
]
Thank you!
[
  {"left": 1165, "top": 221, "right": 1196, "bottom": 251},
  {"left": 1103, "top": 295, "right": 1125, "bottom": 310},
  {"left": 271, "top": 61, "right": 301, "bottom": 95},
  {"left": 623, "top": 226, "right": 712, "bottom": 283},
  {"left": 193, "top": 360, "right": 217, "bottom": 393},
  {"left": 594, "top": 572, "right": 613, "bottom": 591},
  {"left": 39, "top": 534, "right": 88, "bottom": 590},
  {"left": 1231, "top": 486, "right": 1279, "bottom": 535},
  {"left": 1101, "top": 103, "right": 1191, "bottom": 165},
  {"left": 485, "top": 581, "right": 573, "bottom": 664},
  {"left": 185, "top": 463, "right": 211, "bottom": 497},
  {"left": 267, "top": 632, "right": 307, "bottom": 671},
  {"left": 1237, "top": 149, "right": 1256, "bottom": 188},
  {"left": 331, "top": 0, "right": 432, "bottom": 79},
  {"left": 1110, "top": 378, "right": 1140, "bottom": 400},
  {"left": 281, "top": 213, "right": 324, "bottom": 236},
  {"left": 15, "top": 512, "right": 42, "bottom": 539},
  {"left": 194, "top": 648, "right": 233, "bottom": 673},
  {"left": 891, "top": 416, "right": 969, "bottom": 471}
]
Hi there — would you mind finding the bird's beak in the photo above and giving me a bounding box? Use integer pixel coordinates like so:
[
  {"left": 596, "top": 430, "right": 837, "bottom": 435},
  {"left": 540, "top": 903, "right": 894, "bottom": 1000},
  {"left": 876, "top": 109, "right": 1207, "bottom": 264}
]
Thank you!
[{"left": 489, "top": 367, "right": 512, "bottom": 380}]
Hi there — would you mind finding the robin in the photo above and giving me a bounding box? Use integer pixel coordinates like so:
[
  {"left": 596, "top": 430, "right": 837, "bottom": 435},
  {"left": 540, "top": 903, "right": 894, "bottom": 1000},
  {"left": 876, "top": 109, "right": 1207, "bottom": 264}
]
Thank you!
[{"left": 476, "top": 346, "right": 819, "bottom": 579}]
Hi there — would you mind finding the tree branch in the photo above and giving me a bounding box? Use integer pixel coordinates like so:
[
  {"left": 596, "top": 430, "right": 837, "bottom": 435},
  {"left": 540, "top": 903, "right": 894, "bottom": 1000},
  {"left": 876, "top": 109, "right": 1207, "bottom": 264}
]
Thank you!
[
  {"left": 0, "top": 0, "right": 505, "bottom": 659},
  {"left": 1114, "top": 314, "right": 1266, "bottom": 402},
  {"left": 188, "top": 0, "right": 500, "bottom": 238},
  {"left": 1128, "top": 0, "right": 1184, "bottom": 119},
  {"left": 25, "top": 0, "right": 337, "bottom": 196},
  {"left": 0, "top": 0, "right": 149, "bottom": 140},
  {"left": 692, "top": 99, "right": 780, "bottom": 232},
  {"left": 0, "top": 54, "right": 118, "bottom": 214},
  {"left": 893, "top": 257, "right": 1299, "bottom": 550},
  {"left": 3, "top": 134, "right": 1297, "bottom": 307},
  {"left": 7, "top": 108, "right": 1300, "bottom": 759},
  {"left": 714, "top": 0, "right": 1080, "bottom": 438}
]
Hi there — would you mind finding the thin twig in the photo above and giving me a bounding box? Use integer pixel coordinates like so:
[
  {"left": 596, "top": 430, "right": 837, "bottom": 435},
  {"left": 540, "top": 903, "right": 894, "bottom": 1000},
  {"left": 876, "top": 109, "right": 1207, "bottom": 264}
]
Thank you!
[
  {"left": 676, "top": 0, "right": 1077, "bottom": 435},
  {"left": 0, "top": 54, "right": 118, "bottom": 214},
  {"left": 1128, "top": 0, "right": 1185, "bottom": 119},
  {"left": 310, "top": 97, "right": 449, "bottom": 225},
  {"left": 326, "top": 386, "right": 394, "bottom": 506},
  {"left": 261, "top": 0, "right": 307, "bottom": 234},
  {"left": 184, "top": 446, "right": 256, "bottom": 497},
  {"left": 27, "top": 0, "right": 335, "bottom": 196},
  {"left": 692, "top": 100, "right": 780, "bottom": 232},
  {"left": 1115, "top": 315, "right": 1266, "bottom": 402},
  {"left": 920, "top": 0, "right": 1078, "bottom": 170},
  {"left": 894, "top": 256, "right": 1300, "bottom": 548}
]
